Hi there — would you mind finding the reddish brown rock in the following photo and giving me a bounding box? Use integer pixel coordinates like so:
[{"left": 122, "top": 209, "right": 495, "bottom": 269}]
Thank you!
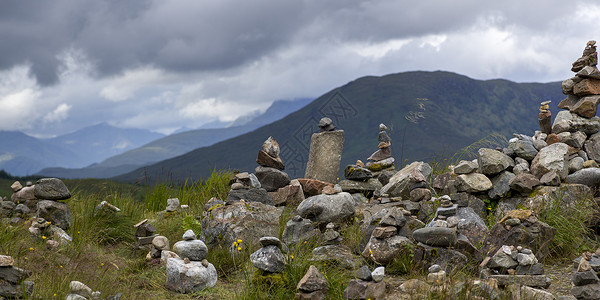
[
  {"left": 269, "top": 180, "right": 304, "bottom": 206},
  {"left": 573, "top": 78, "right": 600, "bottom": 96},
  {"left": 545, "top": 133, "right": 559, "bottom": 145},
  {"left": 297, "top": 178, "right": 335, "bottom": 198},
  {"left": 256, "top": 150, "right": 285, "bottom": 170}
]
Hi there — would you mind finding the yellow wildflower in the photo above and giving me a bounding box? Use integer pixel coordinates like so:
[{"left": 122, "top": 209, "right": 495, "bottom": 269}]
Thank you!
[
  {"left": 233, "top": 242, "right": 238, "bottom": 247},
  {"left": 42, "top": 236, "right": 47, "bottom": 240},
  {"left": 290, "top": 254, "right": 294, "bottom": 260},
  {"left": 237, "top": 239, "right": 242, "bottom": 243},
  {"left": 29, "top": 247, "right": 34, "bottom": 251},
  {"left": 237, "top": 247, "right": 242, "bottom": 251},
  {"left": 100, "top": 263, "right": 104, "bottom": 266}
]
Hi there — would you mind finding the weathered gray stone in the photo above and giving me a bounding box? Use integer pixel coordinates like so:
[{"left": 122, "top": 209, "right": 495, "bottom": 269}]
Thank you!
[
  {"left": 455, "top": 173, "right": 493, "bottom": 193},
  {"left": 413, "top": 243, "right": 467, "bottom": 274},
  {"left": 412, "top": 227, "right": 456, "bottom": 247},
  {"left": 478, "top": 148, "right": 514, "bottom": 175},
  {"left": 571, "top": 283, "right": 600, "bottom": 300},
  {"left": 531, "top": 142, "right": 569, "bottom": 180},
  {"left": 585, "top": 132, "right": 600, "bottom": 163},
  {"left": 297, "top": 192, "right": 355, "bottom": 224},
  {"left": 570, "top": 157, "right": 585, "bottom": 173},
  {"left": 34, "top": 178, "right": 71, "bottom": 200},
  {"left": 173, "top": 239, "right": 208, "bottom": 261},
  {"left": 552, "top": 110, "right": 600, "bottom": 135},
  {"left": 201, "top": 201, "right": 283, "bottom": 251},
  {"left": 282, "top": 216, "right": 320, "bottom": 245},
  {"left": 37, "top": 200, "right": 71, "bottom": 230},
  {"left": 166, "top": 198, "right": 180, "bottom": 212},
  {"left": 344, "top": 165, "right": 373, "bottom": 181},
  {"left": 362, "top": 235, "right": 413, "bottom": 265},
  {"left": 488, "top": 171, "right": 515, "bottom": 199},
  {"left": 520, "top": 286, "right": 556, "bottom": 300},
  {"left": 297, "top": 265, "right": 328, "bottom": 293},
  {"left": 453, "top": 160, "right": 478, "bottom": 174},
  {"left": 456, "top": 207, "right": 488, "bottom": 246},
  {"left": 567, "top": 168, "right": 600, "bottom": 187},
  {"left": 371, "top": 266, "right": 385, "bottom": 282},
  {"left": 0, "top": 266, "right": 31, "bottom": 284},
  {"left": 338, "top": 179, "right": 381, "bottom": 195},
  {"left": 226, "top": 187, "right": 273, "bottom": 205},
  {"left": 509, "top": 134, "right": 539, "bottom": 161},
  {"left": 70, "top": 281, "right": 92, "bottom": 299},
  {"left": 481, "top": 220, "right": 556, "bottom": 261},
  {"left": 379, "top": 161, "right": 432, "bottom": 198},
  {"left": 255, "top": 166, "right": 291, "bottom": 192},
  {"left": 152, "top": 235, "right": 170, "bottom": 251},
  {"left": 304, "top": 130, "right": 344, "bottom": 184},
  {"left": 573, "top": 270, "right": 599, "bottom": 286},
  {"left": 166, "top": 258, "right": 217, "bottom": 293},
  {"left": 182, "top": 230, "right": 196, "bottom": 241},
  {"left": 311, "top": 244, "right": 360, "bottom": 269},
  {"left": 488, "top": 275, "right": 550, "bottom": 288},
  {"left": 0, "top": 280, "right": 33, "bottom": 299},
  {"left": 250, "top": 245, "right": 286, "bottom": 273},
  {"left": 509, "top": 173, "right": 541, "bottom": 195}
]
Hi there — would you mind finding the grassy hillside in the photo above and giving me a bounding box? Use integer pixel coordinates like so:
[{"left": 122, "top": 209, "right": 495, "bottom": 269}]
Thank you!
[{"left": 115, "top": 71, "right": 563, "bottom": 183}]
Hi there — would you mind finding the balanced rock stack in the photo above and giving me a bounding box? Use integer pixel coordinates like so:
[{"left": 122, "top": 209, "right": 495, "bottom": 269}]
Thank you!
[
  {"left": 366, "top": 123, "right": 395, "bottom": 174},
  {"left": 255, "top": 136, "right": 291, "bottom": 192},
  {"left": 34, "top": 178, "right": 72, "bottom": 230},
  {"left": 250, "top": 236, "right": 286, "bottom": 274},
  {"left": 134, "top": 219, "right": 158, "bottom": 250},
  {"left": 5, "top": 180, "right": 37, "bottom": 220},
  {"left": 559, "top": 40, "right": 600, "bottom": 119},
  {"left": 480, "top": 245, "right": 549, "bottom": 289},
  {"left": 166, "top": 229, "right": 217, "bottom": 293},
  {"left": 0, "top": 255, "right": 33, "bottom": 299},
  {"left": 342, "top": 265, "right": 386, "bottom": 300},
  {"left": 226, "top": 171, "right": 273, "bottom": 205},
  {"left": 572, "top": 251, "right": 600, "bottom": 299},
  {"left": 361, "top": 207, "right": 416, "bottom": 265}
]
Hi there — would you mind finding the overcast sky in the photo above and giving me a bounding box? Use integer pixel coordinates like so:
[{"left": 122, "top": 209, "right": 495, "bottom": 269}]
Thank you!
[{"left": 0, "top": 0, "right": 598, "bottom": 137}]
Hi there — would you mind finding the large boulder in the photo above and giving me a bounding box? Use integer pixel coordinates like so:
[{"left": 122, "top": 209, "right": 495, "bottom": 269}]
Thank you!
[
  {"left": 11, "top": 186, "right": 36, "bottom": 209},
  {"left": 362, "top": 235, "right": 413, "bottom": 265},
  {"left": 412, "top": 227, "right": 457, "bottom": 247},
  {"left": 37, "top": 200, "right": 71, "bottom": 230},
  {"left": 297, "top": 179, "right": 334, "bottom": 198},
  {"left": 297, "top": 192, "right": 355, "bottom": 225},
  {"left": 172, "top": 239, "right": 208, "bottom": 261},
  {"left": 456, "top": 207, "right": 489, "bottom": 247},
  {"left": 509, "top": 134, "right": 538, "bottom": 161},
  {"left": 282, "top": 216, "right": 321, "bottom": 245},
  {"left": 226, "top": 187, "right": 274, "bottom": 205},
  {"left": 530, "top": 142, "right": 569, "bottom": 180},
  {"left": 34, "top": 178, "right": 71, "bottom": 200},
  {"left": 379, "top": 162, "right": 432, "bottom": 198},
  {"left": 478, "top": 148, "right": 514, "bottom": 176},
  {"left": 552, "top": 110, "right": 600, "bottom": 135},
  {"left": 201, "top": 201, "right": 283, "bottom": 251},
  {"left": 254, "top": 166, "right": 291, "bottom": 192},
  {"left": 250, "top": 245, "right": 286, "bottom": 273},
  {"left": 509, "top": 173, "right": 541, "bottom": 196},
  {"left": 165, "top": 258, "right": 217, "bottom": 293}
]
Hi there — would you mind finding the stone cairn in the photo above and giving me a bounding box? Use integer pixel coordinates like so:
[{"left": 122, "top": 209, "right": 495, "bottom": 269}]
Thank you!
[
  {"left": 480, "top": 245, "right": 549, "bottom": 289},
  {"left": 305, "top": 117, "right": 344, "bottom": 184},
  {"left": 295, "top": 265, "right": 328, "bottom": 300},
  {"left": 166, "top": 229, "right": 217, "bottom": 293},
  {"left": 134, "top": 219, "right": 157, "bottom": 250},
  {"left": 65, "top": 280, "right": 102, "bottom": 300},
  {"left": 157, "top": 197, "right": 189, "bottom": 219},
  {"left": 366, "top": 123, "right": 395, "bottom": 175},
  {"left": 572, "top": 251, "right": 600, "bottom": 299},
  {"left": 559, "top": 40, "right": 600, "bottom": 119},
  {"left": 254, "top": 136, "right": 292, "bottom": 201},
  {"left": 343, "top": 265, "right": 386, "bottom": 300},
  {"left": 134, "top": 219, "right": 174, "bottom": 265},
  {"left": 249, "top": 236, "right": 286, "bottom": 281},
  {"left": 0, "top": 254, "right": 33, "bottom": 299}
]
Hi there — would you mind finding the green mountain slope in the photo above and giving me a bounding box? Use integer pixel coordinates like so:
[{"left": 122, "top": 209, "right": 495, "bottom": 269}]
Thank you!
[{"left": 114, "top": 71, "right": 564, "bottom": 183}]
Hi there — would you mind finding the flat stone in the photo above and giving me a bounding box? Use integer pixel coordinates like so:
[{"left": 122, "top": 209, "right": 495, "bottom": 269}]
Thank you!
[
  {"left": 344, "top": 165, "right": 373, "bottom": 181},
  {"left": 531, "top": 142, "right": 569, "bottom": 180},
  {"left": 577, "top": 65, "right": 600, "bottom": 79},
  {"left": 379, "top": 161, "right": 432, "bottom": 198},
  {"left": 412, "top": 227, "right": 456, "bottom": 247},
  {"left": 509, "top": 173, "right": 541, "bottom": 195},
  {"left": 453, "top": 160, "right": 478, "bottom": 174},
  {"left": 173, "top": 239, "right": 208, "bottom": 261},
  {"left": 371, "top": 226, "right": 397, "bottom": 239},
  {"left": 255, "top": 166, "right": 291, "bottom": 192},
  {"left": 34, "top": 178, "right": 71, "bottom": 200},
  {"left": 338, "top": 178, "right": 382, "bottom": 195},
  {"left": 573, "top": 270, "right": 600, "bottom": 286},
  {"left": 455, "top": 173, "right": 493, "bottom": 193},
  {"left": 574, "top": 78, "right": 600, "bottom": 96},
  {"left": 0, "top": 266, "right": 32, "bottom": 284},
  {"left": 365, "top": 157, "right": 395, "bottom": 172},
  {"left": 259, "top": 236, "right": 282, "bottom": 250},
  {"left": 567, "top": 168, "right": 600, "bottom": 187},
  {"left": 297, "top": 192, "right": 355, "bottom": 225},
  {"left": 571, "top": 282, "right": 600, "bottom": 299},
  {"left": 226, "top": 187, "right": 274, "bottom": 205},
  {"left": 257, "top": 150, "right": 285, "bottom": 170}
]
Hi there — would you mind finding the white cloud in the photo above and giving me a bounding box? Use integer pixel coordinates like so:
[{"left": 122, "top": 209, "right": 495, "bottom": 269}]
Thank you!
[{"left": 43, "top": 103, "right": 71, "bottom": 123}]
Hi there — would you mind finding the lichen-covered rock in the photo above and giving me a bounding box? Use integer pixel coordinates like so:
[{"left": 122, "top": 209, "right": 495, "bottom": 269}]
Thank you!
[
  {"left": 297, "top": 192, "right": 355, "bottom": 225},
  {"left": 165, "top": 258, "right": 217, "bottom": 293},
  {"left": 477, "top": 148, "right": 514, "bottom": 175},
  {"left": 455, "top": 173, "right": 493, "bottom": 193},
  {"left": 37, "top": 200, "right": 71, "bottom": 230},
  {"left": 379, "top": 161, "right": 432, "bottom": 198},
  {"left": 250, "top": 245, "right": 286, "bottom": 273},
  {"left": 34, "top": 178, "right": 71, "bottom": 200},
  {"left": 531, "top": 142, "right": 569, "bottom": 180}
]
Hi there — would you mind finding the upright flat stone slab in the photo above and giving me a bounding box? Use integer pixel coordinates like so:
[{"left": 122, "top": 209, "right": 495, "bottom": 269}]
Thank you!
[{"left": 304, "top": 131, "right": 344, "bottom": 184}]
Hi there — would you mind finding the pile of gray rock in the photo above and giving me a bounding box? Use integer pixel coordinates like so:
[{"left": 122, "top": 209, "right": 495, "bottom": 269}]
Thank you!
[
  {"left": 28, "top": 217, "right": 72, "bottom": 248},
  {"left": 157, "top": 197, "right": 189, "bottom": 218},
  {"left": 166, "top": 229, "right": 217, "bottom": 293},
  {"left": 134, "top": 219, "right": 157, "bottom": 250},
  {"left": 480, "top": 245, "right": 550, "bottom": 289},
  {"left": 342, "top": 265, "right": 386, "bottom": 300},
  {"left": 0, "top": 255, "right": 33, "bottom": 299},
  {"left": 34, "top": 178, "right": 73, "bottom": 230},
  {"left": 572, "top": 251, "right": 600, "bottom": 299}
]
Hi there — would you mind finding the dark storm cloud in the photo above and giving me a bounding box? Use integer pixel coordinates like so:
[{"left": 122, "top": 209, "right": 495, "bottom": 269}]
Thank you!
[{"left": 0, "top": 0, "right": 585, "bottom": 85}]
